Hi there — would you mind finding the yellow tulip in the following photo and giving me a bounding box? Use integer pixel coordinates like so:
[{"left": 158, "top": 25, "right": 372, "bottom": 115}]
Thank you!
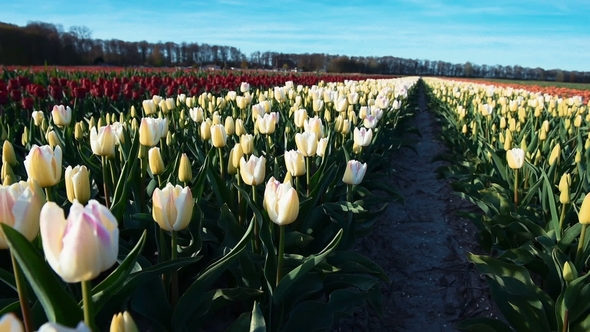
[
  {"left": 2, "top": 141, "right": 17, "bottom": 167},
  {"left": 549, "top": 143, "right": 561, "bottom": 166},
  {"left": 178, "top": 153, "right": 192, "bottom": 183},
  {"left": 24, "top": 145, "right": 62, "bottom": 188},
  {"left": 578, "top": 194, "right": 590, "bottom": 225},
  {"left": 110, "top": 311, "right": 139, "bottom": 332},
  {"left": 210, "top": 124, "right": 227, "bottom": 148},
  {"left": 65, "top": 165, "right": 91, "bottom": 205},
  {"left": 148, "top": 147, "right": 165, "bottom": 176}
]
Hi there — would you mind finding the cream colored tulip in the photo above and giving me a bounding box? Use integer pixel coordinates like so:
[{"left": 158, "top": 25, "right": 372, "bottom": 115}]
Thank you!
[
  {"left": 284, "top": 150, "right": 306, "bottom": 177},
  {"left": 24, "top": 145, "right": 62, "bottom": 188},
  {"left": 152, "top": 183, "right": 193, "bottom": 231},
  {"left": 506, "top": 148, "right": 525, "bottom": 169},
  {"left": 263, "top": 176, "right": 299, "bottom": 225},
  {"left": 90, "top": 125, "right": 117, "bottom": 157},
  {"left": 240, "top": 155, "right": 266, "bottom": 186},
  {"left": 0, "top": 180, "right": 45, "bottom": 248},
  {"left": 295, "top": 131, "right": 317, "bottom": 157},
  {"left": 51, "top": 105, "right": 72, "bottom": 127},
  {"left": 65, "top": 165, "right": 90, "bottom": 205},
  {"left": 342, "top": 160, "right": 367, "bottom": 185}
]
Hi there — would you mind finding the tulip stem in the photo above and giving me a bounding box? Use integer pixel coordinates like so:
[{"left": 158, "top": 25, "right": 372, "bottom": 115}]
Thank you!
[
  {"left": 170, "top": 230, "right": 179, "bottom": 307},
  {"left": 81, "top": 280, "right": 94, "bottom": 330},
  {"left": 513, "top": 169, "right": 518, "bottom": 212},
  {"left": 251, "top": 185, "right": 260, "bottom": 253},
  {"left": 575, "top": 224, "right": 588, "bottom": 268},
  {"left": 101, "top": 156, "right": 110, "bottom": 208},
  {"left": 559, "top": 203, "right": 568, "bottom": 238},
  {"left": 306, "top": 157, "right": 311, "bottom": 196},
  {"left": 237, "top": 175, "right": 243, "bottom": 225},
  {"left": 276, "top": 225, "right": 285, "bottom": 287},
  {"left": 563, "top": 309, "right": 569, "bottom": 332},
  {"left": 44, "top": 187, "right": 53, "bottom": 202},
  {"left": 347, "top": 184, "right": 354, "bottom": 204},
  {"left": 11, "top": 251, "right": 33, "bottom": 332},
  {"left": 218, "top": 147, "right": 225, "bottom": 180}
]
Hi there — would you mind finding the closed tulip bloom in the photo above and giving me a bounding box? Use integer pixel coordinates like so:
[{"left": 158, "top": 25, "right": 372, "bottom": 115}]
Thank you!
[
  {"left": 506, "top": 148, "right": 525, "bottom": 169},
  {"left": 165, "top": 97, "right": 175, "bottom": 111},
  {"left": 375, "top": 95, "right": 389, "bottom": 109},
  {"left": 24, "top": 145, "right": 62, "bottom": 188},
  {"left": 549, "top": 143, "right": 561, "bottom": 165},
  {"left": 110, "top": 122, "right": 126, "bottom": 145},
  {"left": 152, "top": 95, "right": 162, "bottom": 106},
  {"left": 200, "top": 119, "right": 211, "bottom": 141},
  {"left": 52, "top": 105, "right": 72, "bottom": 127},
  {"left": 148, "top": 147, "right": 165, "bottom": 175},
  {"left": 46, "top": 130, "right": 61, "bottom": 149},
  {"left": 342, "top": 160, "right": 367, "bottom": 185},
  {"left": 354, "top": 127, "right": 373, "bottom": 147},
  {"left": 152, "top": 183, "right": 193, "bottom": 231},
  {"left": 0, "top": 180, "right": 45, "bottom": 248},
  {"left": 158, "top": 99, "right": 168, "bottom": 114},
  {"left": 312, "top": 99, "right": 324, "bottom": 112},
  {"left": 336, "top": 97, "right": 349, "bottom": 112},
  {"left": 65, "top": 165, "right": 90, "bottom": 205},
  {"left": 2, "top": 141, "right": 17, "bottom": 167},
  {"left": 263, "top": 177, "right": 299, "bottom": 226},
  {"left": 304, "top": 117, "right": 324, "bottom": 138},
  {"left": 38, "top": 321, "right": 91, "bottom": 332},
  {"left": 240, "top": 82, "right": 250, "bottom": 93},
  {"left": 212, "top": 112, "right": 222, "bottom": 125},
  {"left": 0, "top": 313, "right": 23, "bottom": 332},
  {"left": 40, "top": 200, "right": 119, "bottom": 283},
  {"left": 274, "top": 87, "right": 286, "bottom": 103},
  {"left": 240, "top": 134, "right": 254, "bottom": 155},
  {"left": 294, "top": 109, "right": 308, "bottom": 128},
  {"left": 316, "top": 137, "right": 328, "bottom": 157},
  {"left": 211, "top": 124, "right": 227, "bottom": 148},
  {"left": 284, "top": 150, "right": 306, "bottom": 177},
  {"left": 139, "top": 118, "right": 162, "bottom": 147},
  {"left": 226, "top": 91, "right": 237, "bottom": 101},
  {"left": 251, "top": 103, "right": 265, "bottom": 121},
  {"left": 342, "top": 119, "right": 351, "bottom": 135},
  {"left": 142, "top": 99, "right": 157, "bottom": 115},
  {"left": 348, "top": 92, "right": 359, "bottom": 105},
  {"left": 110, "top": 311, "right": 139, "bottom": 332},
  {"left": 90, "top": 125, "right": 117, "bottom": 157},
  {"left": 559, "top": 173, "right": 571, "bottom": 204},
  {"left": 189, "top": 107, "right": 204, "bottom": 123},
  {"left": 579, "top": 194, "right": 590, "bottom": 225},
  {"left": 32, "top": 110, "right": 44, "bottom": 126},
  {"left": 295, "top": 131, "right": 317, "bottom": 157},
  {"left": 225, "top": 117, "right": 235, "bottom": 136},
  {"left": 236, "top": 96, "right": 249, "bottom": 110},
  {"left": 240, "top": 155, "right": 266, "bottom": 186},
  {"left": 178, "top": 153, "right": 192, "bottom": 183},
  {"left": 228, "top": 144, "right": 244, "bottom": 175},
  {"left": 373, "top": 108, "right": 384, "bottom": 121},
  {"left": 256, "top": 114, "right": 276, "bottom": 135},
  {"left": 235, "top": 119, "right": 246, "bottom": 136}
]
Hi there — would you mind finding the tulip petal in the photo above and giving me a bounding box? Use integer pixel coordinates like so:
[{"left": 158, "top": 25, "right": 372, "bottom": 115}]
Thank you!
[{"left": 40, "top": 202, "right": 69, "bottom": 278}]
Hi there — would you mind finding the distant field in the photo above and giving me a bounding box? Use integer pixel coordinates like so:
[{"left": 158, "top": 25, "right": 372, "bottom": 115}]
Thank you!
[{"left": 470, "top": 78, "right": 590, "bottom": 91}]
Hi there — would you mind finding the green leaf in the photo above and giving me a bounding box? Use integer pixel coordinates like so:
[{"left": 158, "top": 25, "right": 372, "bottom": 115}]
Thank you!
[
  {"left": 172, "top": 219, "right": 254, "bottom": 330},
  {"left": 1, "top": 224, "right": 83, "bottom": 326},
  {"left": 274, "top": 229, "right": 343, "bottom": 304},
  {"left": 90, "top": 230, "right": 147, "bottom": 312}
]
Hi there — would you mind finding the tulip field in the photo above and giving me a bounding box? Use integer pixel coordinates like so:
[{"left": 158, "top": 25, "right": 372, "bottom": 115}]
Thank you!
[
  {"left": 424, "top": 78, "right": 590, "bottom": 331},
  {"left": 0, "top": 67, "right": 420, "bottom": 331}
]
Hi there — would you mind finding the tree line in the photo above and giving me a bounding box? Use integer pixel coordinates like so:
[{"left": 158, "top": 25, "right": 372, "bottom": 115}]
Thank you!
[{"left": 1, "top": 21, "right": 589, "bottom": 83}]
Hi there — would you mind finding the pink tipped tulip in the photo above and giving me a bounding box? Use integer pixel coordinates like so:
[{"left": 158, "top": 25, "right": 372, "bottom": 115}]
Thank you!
[
  {"left": 40, "top": 200, "right": 119, "bottom": 283},
  {"left": 51, "top": 105, "right": 72, "bottom": 127},
  {"left": 342, "top": 160, "right": 367, "bottom": 185}
]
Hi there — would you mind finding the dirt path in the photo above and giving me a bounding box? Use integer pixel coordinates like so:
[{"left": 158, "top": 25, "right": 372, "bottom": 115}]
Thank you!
[{"left": 335, "top": 83, "right": 499, "bottom": 331}]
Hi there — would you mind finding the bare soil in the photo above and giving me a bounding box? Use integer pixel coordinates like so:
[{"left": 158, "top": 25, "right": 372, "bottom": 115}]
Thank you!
[{"left": 334, "top": 85, "right": 501, "bottom": 331}]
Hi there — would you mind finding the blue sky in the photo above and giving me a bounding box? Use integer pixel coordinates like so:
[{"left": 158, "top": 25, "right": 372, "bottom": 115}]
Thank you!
[{"left": 1, "top": 0, "right": 589, "bottom": 71}]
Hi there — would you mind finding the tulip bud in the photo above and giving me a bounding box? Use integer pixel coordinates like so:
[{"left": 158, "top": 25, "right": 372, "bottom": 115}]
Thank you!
[
  {"left": 284, "top": 150, "right": 306, "bottom": 177},
  {"left": 211, "top": 124, "right": 227, "bottom": 148},
  {"left": 225, "top": 117, "right": 235, "bottom": 136},
  {"left": 142, "top": 100, "right": 157, "bottom": 115},
  {"left": 342, "top": 160, "right": 367, "bottom": 185},
  {"left": 240, "top": 134, "right": 254, "bottom": 155},
  {"left": 178, "top": 153, "right": 192, "bottom": 183},
  {"left": 152, "top": 183, "right": 193, "bottom": 231},
  {"left": 1, "top": 163, "right": 15, "bottom": 185},
  {"left": 148, "top": 147, "right": 165, "bottom": 176},
  {"left": 579, "top": 194, "right": 590, "bottom": 225},
  {"left": 139, "top": 118, "right": 166, "bottom": 147},
  {"left": 240, "top": 155, "right": 266, "bottom": 186},
  {"left": 549, "top": 143, "right": 561, "bottom": 166},
  {"left": 2, "top": 141, "right": 17, "bottom": 167},
  {"left": 235, "top": 119, "right": 246, "bottom": 137},
  {"left": 158, "top": 99, "right": 168, "bottom": 114},
  {"left": 576, "top": 150, "right": 583, "bottom": 163},
  {"left": 64, "top": 166, "right": 90, "bottom": 205},
  {"left": 24, "top": 145, "right": 62, "bottom": 188},
  {"left": 562, "top": 261, "right": 576, "bottom": 283},
  {"left": 294, "top": 109, "right": 308, "bottom": 128},
  {"left": 165, "top": 98, "right": 175, "bottom": 111},
  {"left": 110, "top": 311, "right": 139, "bottom": 332},
  {"left": 228, "top": 144, "right": 244, "bottom": 175},
  {"left": 32, "top": 111, "right": 44, "bottom": 127},
  {"left": 256, "top": 114, "right": 276, "bottom": 135},
  {"left": 40, "top": 200, "right": 118, "bottom": 283},
  {"left": 46, "top": 130, "right": 62, "bottom": 149},
  {"left": 41, "top": 118, "right": 49, "bottom": 133},
  {"left": 354, "top": 127, "right": 372, "bottom": 147},
  {"left": 304, "top": 117, "right": 323, "bottom": 139},
  {"left": 200, "top": 119, "right": 212, "bottom": 141},
  {"left": 263, "top": 176, "right": 299, "bottom": 225}
]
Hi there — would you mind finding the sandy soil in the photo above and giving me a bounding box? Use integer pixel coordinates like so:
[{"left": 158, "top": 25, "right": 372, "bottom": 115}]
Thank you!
[{"left": 334, "top": 84, "right": 501, "bottom": 331}]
